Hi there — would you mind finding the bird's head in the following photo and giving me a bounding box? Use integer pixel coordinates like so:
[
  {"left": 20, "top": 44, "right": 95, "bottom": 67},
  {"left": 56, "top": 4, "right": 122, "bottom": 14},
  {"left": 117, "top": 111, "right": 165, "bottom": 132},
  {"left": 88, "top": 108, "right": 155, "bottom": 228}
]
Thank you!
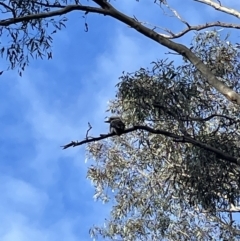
[{"left": 104, "top": 116, "right": 122, "bottom": 123}]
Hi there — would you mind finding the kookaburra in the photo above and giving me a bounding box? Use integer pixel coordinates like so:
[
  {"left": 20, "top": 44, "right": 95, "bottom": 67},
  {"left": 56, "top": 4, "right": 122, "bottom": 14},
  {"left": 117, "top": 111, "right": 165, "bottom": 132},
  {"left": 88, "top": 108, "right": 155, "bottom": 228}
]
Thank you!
[{"left": 105, "top": 116, "right": 125, "bottom": 136}]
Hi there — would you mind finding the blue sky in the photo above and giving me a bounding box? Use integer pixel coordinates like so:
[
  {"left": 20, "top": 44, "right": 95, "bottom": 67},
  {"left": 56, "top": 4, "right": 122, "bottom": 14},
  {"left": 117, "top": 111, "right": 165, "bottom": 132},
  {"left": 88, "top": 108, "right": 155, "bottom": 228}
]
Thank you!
[{"left": 0, "top": 0, "right": 240, "bottom": 240}]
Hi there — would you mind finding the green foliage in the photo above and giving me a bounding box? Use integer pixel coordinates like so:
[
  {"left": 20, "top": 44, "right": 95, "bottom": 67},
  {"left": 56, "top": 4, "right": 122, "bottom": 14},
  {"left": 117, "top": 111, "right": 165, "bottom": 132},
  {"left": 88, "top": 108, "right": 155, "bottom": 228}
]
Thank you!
[
  {"left": 87, "top": 31, "right": 240, "bottom": 240},
  {"left": 0, "top": 0, "right": 72, "bottom": 74}
]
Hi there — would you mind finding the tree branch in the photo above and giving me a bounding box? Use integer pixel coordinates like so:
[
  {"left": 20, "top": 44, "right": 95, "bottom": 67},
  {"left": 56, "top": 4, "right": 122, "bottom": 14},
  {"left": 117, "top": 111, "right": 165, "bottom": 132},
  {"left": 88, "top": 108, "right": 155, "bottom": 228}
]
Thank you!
[
  {"left": 0, "top": 4, "right": 109, "bottom": 26},
  {"left": 1, "top": 1, "right": 240, "bottom": 104},
  {"left": 194, "top": 0, "right": 240, "bottom": 19},
  {"left": 165, "top": 21, "right": 240, "bottom": 39},
  {"left": 0, "top": 2, "right": 16, "bottom": 18},
  {"left": 153, "top": 104, "right": 236, "bottom": 123},
  {"left": 61, "top": 125, "right": 239, "bottom": 166},
  {"left": 104, "top": 4, "right": 240, "bottom": 104}
]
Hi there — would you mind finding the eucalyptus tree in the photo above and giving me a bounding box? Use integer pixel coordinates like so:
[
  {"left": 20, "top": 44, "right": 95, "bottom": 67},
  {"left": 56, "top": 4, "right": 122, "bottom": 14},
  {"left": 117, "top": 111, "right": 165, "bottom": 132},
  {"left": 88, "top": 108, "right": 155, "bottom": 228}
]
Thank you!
[
  {"left": 1, "top": 1, "right": 240, "bottom": 240},
  {"left": 79, "top": 31, "right": 240, "bottom": 240}
]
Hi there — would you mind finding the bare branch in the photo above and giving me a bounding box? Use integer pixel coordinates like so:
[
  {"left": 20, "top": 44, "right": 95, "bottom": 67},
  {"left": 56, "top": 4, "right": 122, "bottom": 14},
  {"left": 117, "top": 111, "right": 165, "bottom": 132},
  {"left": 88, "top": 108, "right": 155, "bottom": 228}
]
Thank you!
[
  {"left": 152, "top": 1, "right": 240, "bottom": 38},
  {"left": 159, "top": 0, "right": 190, "bottom": 28},
  {"left": 166, "top": 21, "right": 240, "bottom": 39},
  {"left": 0, "top": 4, "right": 109, "bottom": 27},
  {"left": 86, "top": 122, "right": 92, "bottom": 139},
  {"left": 0, "top": 2, "right": 16, "bottom": 18},
  {"left": 140, "top": 20, "right": 240, "bottom": 39},
  {"left": 61, "top": 125, "right": 239, "bottom": 166},
  {"left": 153, "top": 104, "right": 236, "bottom": 122},
  {"left": 194, "top": 0, "right": 240, "bottom": 19}
]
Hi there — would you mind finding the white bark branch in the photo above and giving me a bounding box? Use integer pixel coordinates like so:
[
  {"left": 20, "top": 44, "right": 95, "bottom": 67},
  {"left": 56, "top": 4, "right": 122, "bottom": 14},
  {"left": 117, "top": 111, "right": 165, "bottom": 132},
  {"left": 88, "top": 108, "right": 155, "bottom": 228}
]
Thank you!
[{"left": 194, "top": 0, "right": 240, "bottom": 19}]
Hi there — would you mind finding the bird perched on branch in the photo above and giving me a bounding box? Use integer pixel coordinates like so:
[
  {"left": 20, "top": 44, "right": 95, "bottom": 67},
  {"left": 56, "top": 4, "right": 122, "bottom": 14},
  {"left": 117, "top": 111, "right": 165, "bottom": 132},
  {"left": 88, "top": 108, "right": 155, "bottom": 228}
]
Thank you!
[{"left": 105, "top": 116, "right": 125, "bottom": 136}]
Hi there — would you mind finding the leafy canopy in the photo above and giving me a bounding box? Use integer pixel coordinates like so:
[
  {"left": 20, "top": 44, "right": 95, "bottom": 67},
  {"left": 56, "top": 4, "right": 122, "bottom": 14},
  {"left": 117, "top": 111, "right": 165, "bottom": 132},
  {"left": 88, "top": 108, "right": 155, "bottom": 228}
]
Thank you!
[{"left": 87, "top": 31, "right": 240, "bottom": 240}]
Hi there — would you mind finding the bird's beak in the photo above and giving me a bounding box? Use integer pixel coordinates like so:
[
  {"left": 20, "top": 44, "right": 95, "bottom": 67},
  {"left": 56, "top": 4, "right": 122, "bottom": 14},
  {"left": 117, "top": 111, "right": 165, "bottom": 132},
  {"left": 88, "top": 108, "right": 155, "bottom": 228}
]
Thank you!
[{"left": 105, "top": 120, "right": 110, "bottom": 123}]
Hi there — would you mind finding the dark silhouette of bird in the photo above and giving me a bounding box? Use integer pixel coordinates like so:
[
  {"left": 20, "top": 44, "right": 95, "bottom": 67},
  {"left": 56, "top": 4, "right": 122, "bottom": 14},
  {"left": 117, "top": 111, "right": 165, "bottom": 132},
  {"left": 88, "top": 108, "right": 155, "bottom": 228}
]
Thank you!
[{"left": 105, "top": 116, "right": 125, "bottom": 136}]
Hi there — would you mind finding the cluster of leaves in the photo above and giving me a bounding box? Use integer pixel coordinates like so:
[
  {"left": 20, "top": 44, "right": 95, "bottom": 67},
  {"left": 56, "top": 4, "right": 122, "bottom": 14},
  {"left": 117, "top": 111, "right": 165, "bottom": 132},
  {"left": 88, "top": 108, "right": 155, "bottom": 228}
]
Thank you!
[
  {"left": 0, "top": 0, "right": 74, "bottom": 75},
  {"left": 87, "top": 31, "right": 240, "bottom": 240},
  {"left": 193, "top": 31, "right": 240, "bottom": 81}
]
